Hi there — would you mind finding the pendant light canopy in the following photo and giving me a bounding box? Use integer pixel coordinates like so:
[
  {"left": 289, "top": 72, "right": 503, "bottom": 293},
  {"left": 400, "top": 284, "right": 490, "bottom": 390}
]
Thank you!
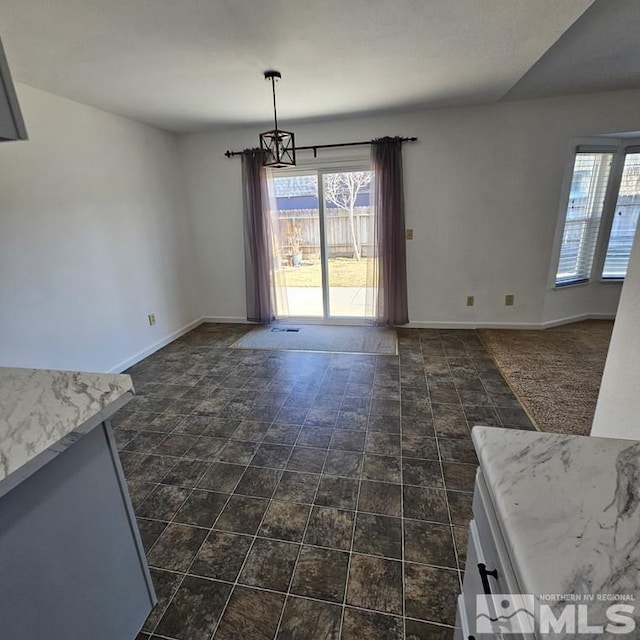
[{"left": 259, "top": 70, "right": 296, "bottom": 168}]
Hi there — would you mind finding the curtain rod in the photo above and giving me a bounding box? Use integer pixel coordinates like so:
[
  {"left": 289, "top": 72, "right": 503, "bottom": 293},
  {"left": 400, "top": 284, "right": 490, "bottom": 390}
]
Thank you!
[{"left": 224, "top": 136, "right": 417, "bottom": 159}]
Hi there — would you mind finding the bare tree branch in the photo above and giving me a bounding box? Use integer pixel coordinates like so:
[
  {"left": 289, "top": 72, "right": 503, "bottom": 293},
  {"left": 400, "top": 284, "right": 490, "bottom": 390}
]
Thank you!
[{"left": 324, "top": 171, "right": 371, "bottom": 261}]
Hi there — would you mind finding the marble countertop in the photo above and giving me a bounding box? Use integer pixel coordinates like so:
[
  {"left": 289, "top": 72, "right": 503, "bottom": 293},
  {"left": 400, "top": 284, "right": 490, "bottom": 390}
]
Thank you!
[
  {"left": 473, "top": 426, "right": 640, "bottom": 617},
  {"left": 0, "top": 367, "right": 133, "bottom": 486}
]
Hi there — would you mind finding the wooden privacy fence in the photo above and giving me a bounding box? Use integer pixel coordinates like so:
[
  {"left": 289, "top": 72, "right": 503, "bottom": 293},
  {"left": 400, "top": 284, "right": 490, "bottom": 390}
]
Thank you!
[{"left": 276, "top": 207, "right": 374, "bottom": 259}]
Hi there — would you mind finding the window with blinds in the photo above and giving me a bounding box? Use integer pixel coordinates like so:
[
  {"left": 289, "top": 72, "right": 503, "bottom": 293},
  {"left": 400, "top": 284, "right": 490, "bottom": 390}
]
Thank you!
[
  {"left": 602, "top": 152, "right": 640, "bottom": 279},
  {"left": 555, "top": 150, "right": 614, "bottom": 285}
]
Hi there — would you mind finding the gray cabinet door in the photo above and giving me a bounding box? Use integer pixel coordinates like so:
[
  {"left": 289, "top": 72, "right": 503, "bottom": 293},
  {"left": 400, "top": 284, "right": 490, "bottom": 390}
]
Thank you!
[
  {"left": 0, "top": 35, "right": 27, "bottom": 141},
  {"left": 0, "top": 423, "right": 155, "bottom": 640}
]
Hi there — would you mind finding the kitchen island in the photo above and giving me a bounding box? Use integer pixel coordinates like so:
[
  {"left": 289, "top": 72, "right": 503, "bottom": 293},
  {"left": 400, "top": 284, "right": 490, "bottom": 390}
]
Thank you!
[{"left": 0, "top": 367, "right": 155, "bottom": 640}]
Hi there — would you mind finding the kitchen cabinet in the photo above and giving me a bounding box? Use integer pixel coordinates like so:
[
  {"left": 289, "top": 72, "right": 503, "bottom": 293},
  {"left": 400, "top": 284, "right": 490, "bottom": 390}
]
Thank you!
[
  {"left": 0, "top": 368, "right": 155, "bottom": 640},
  {"left": 456, "top": 426, "right": 640, "bottom": 639}
]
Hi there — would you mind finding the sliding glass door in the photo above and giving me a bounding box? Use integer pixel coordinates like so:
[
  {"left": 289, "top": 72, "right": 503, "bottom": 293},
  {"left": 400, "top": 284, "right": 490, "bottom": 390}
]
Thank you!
[
  {"left": 271, "top": 167, "right": 374, "bottom": 322},
  {"left": 271, "top": 173, "right": 323, "bottom": 317},
  {"left": 322, "top": 171, "right": 374, "bottom": 318}
]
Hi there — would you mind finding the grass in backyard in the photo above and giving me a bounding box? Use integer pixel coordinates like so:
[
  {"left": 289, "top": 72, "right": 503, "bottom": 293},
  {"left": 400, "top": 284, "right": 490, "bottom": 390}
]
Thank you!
[{"left": 281, "top": 257, "right": 373, "bottom": 287}]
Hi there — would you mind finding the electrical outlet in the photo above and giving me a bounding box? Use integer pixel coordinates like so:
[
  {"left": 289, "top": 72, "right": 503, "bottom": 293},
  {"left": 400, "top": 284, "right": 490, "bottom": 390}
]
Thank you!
[
  {"left": 405, "top": 229, "right": 414, "bottom": 240},
  {"left": 466, "top": 296, "right": 475, "bottom": 307},
  {"left": 505, "top": 294, "right": 514, "bottom": 306},
  {"left": 148, "top": 313, "right": 156, "bottom": 326}
]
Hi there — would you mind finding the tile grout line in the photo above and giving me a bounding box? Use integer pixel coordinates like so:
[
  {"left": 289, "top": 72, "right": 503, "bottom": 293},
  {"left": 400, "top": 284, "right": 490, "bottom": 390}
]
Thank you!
[
  {"left": 144, "top": 353, "right": 278, "bottom": 638},
  {"left": 129, "top": 450, "right": 469, "bottom": 494},
  {"left": 145, "top": 455, "right": 244, "bottom": 637},
  {"left": 146, "top": 584, "right": 459, "bottom": 640},
  {"left": 203, "top": 370, "right": 307, "bottom": 640},
  {"left": 335, "top": 359, "right": 371, "bottom": 638},
  {"left": 208, "top": 355, "right": 356, "bottom": 637},
  {"left": 204, "top": 479, "right": 284, "bottom": 639},
  {"left": 124, "top": 331, "right": 495, "bottom": 639},
  {"left": 288, "top": 357, "right": 355, "bottom": 617},
  {"left": 438, "top": 334, "right": 476, "bottom": 591},
  {"left": 397, "top": 347, "right": 408, "bottom": 640},
  {"left": 140, "top": 460, "right": 213, "bottom": 559},
  {"left": 271, "top": 363, "right": 338, "bottom": 640},
  {"left": 136, "top": 437, "right": 222, "bottom": 561},
  {"left": 147, "top": 553, "right": 462, "bottom": 597},
  {"left": 147, "top": 532, "right": 461, "bottom": 575}
]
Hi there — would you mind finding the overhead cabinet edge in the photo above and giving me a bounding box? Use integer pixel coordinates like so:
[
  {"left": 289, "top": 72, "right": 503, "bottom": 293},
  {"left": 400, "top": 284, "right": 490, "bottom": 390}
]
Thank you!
[{"left": 0, "top": 35, "right": 27, "bottom": 141}]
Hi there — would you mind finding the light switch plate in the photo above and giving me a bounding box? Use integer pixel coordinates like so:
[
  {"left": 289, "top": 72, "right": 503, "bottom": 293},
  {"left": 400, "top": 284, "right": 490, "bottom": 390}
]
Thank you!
[{"left": 406, "top": 229, "right": 414, "bottom": 240}]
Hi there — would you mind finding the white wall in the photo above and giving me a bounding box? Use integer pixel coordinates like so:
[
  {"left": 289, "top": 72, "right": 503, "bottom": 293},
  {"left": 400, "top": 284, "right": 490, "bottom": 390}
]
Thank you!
[
  {"left": 591, "top": 223, "right": 640, "bottom": 440},
  {"left": 179, "top": 89, "right": 640, "bottom": 327},
  {"left": 5, "top": 84, "right": 639, "bottom": 376},
  {"left": 0, "top": 85, "right": 200, "bottom": 373}
]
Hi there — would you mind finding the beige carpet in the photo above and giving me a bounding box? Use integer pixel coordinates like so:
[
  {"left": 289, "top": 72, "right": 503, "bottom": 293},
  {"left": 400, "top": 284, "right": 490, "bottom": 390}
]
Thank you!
[
  {"left": 232, "top": 324, "right": 398, "bottom": 355},
  {"left": 478, "top": 320, "right": 614, "bottom": 436}
]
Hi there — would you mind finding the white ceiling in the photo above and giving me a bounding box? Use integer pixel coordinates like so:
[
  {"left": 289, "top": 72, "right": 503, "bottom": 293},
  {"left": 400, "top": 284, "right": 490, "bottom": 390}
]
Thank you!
[
  {"left": 506, "top": 0, "right": 640, "bottom": 100},
  {"left": 0, "top": 0, "right": 595, "bottom": 133}
]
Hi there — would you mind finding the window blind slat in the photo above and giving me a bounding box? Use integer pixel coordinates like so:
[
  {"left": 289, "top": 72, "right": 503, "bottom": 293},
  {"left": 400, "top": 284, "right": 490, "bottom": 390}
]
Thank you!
[
  {"left": 556, "top": 152, "right": 614, "bottom": 285},
  {"left": 603, "top": 153, "right": 640, "bottom": 279}
]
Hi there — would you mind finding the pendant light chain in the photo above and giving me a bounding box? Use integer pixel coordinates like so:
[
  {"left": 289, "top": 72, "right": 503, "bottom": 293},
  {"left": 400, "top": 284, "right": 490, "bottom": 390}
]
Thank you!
[{"left": 270, "top": 74, "right": 279, "bottom": 133}]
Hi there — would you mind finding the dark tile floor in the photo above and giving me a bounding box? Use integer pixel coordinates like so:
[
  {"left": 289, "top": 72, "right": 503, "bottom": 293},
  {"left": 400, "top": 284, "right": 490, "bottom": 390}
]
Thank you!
[{"left": 113, "top": 323, "right": 534, "bottom": 640}]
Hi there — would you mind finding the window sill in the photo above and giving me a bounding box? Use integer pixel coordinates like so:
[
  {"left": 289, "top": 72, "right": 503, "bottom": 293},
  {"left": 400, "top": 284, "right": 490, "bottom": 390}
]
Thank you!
[
  {"left": 553, "top": 279, "right": 591, "bottom": 290},
  {"left": 598, "top": 277, "right": 625, "bottom": 284},
  {"left": 553, "top": 277, "right": 626, "bottom": 290}
]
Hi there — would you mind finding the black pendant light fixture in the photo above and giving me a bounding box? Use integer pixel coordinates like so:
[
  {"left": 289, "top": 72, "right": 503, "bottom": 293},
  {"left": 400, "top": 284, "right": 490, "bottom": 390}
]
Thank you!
[{"left": 259, "top": 70, "right": 296, "bottom": 167}]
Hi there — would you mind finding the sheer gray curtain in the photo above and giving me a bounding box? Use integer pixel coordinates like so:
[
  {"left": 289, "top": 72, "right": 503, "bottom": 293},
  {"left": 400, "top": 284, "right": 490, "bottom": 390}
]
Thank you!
[
  {"left": 242, "top": 149, "right": 272, "bottom": 323},
  {"left": 371, "top": 137, "right": 409, "bottom": 326}
]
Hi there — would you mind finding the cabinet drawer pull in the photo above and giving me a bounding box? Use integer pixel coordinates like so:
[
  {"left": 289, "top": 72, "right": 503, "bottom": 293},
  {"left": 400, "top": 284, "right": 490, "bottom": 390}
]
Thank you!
[{"left": 478, "top": 562, "right": 499, "bottom": 596}]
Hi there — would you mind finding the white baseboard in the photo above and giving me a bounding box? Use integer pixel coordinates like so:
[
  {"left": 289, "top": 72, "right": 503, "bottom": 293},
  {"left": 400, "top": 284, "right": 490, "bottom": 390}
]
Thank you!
[
  {"left": 201, "top": 316, "right": 251, "bottom": 324},
  {"left": 406, "top": 319, "right": 549, "bottom": 329},
  {"left": 406, "top": 313, "right": 616, "bottom": 331},
  {"left": 406, "top": 320, "right": 515, "bottom": 329},
  {"left": 109, "top": 317, "right": 205, "bottom": 373},
  {"left": 538, "top": 312, "right": 616, "bottom": 329}
]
